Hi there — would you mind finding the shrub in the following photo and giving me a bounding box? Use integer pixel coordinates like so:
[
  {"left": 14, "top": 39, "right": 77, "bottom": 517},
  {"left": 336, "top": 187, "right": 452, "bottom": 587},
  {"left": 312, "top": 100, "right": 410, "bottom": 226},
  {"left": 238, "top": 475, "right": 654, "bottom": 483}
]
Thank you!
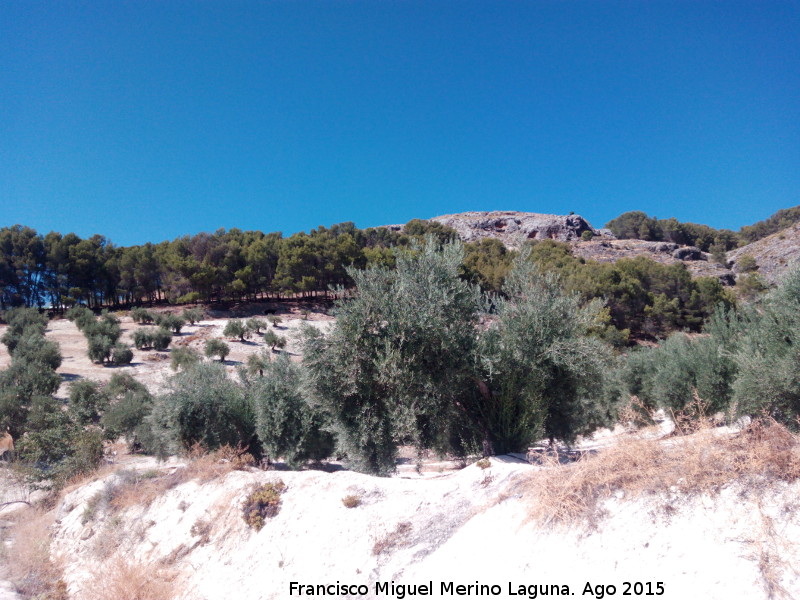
[
  {"left": 342, "top": 494, "right": 361, "bottom": 508},
  {"left": 737, "top": 254, "right": 758, "bottom": 273},
  {"left": 581, "top": 230, "right": 594, "bottom": 241},
  {"left": 245, "top": 317, "right": 267, "bottom": 335},
  {"left": 13, "top": 328, "right": 62, "bottom": 369},
  {"left": 267, "top": 315, "right": 283, "bottom": 328},
  {"left": 170, "top": 346, "right": 200, "bottom": 371},
  {"left": 132, "top": 329, "right": 150, "bottom": 350},
  {"left": 301, "top": 309, "right": 311, "bottom": 320},
  {"left": 110, "top": 343, "right": 133, "bottom": 366},
  {"left": 242, "top": 480, "right": 286, "bottom": 530},
  {"left": 302, "top": 239, "right": 481, "bottom": 475},
  {"left": 149, "top": 362, "right": 257, "bottom": 454},
  {"left": 475, "top": 458, "right": 491, "bottom": 469},
  {"left": 472, "top": 250, "right": 612, "bottom": 451},
  {"left": 224, "top": 319, "right": 248, "bottom": 341},
  {"left": 133, "top": 327, "right": 171, "bottom": 351},
  {"left": 66, "top": 305, "right": 95, "bottom": 331},
  {"left": 87, "top": 334, "right": 114, "bottom": 364},
  {"left": 182, "top": 307, "right": 204, "bottom": 325},
  {"left": 69, "top": 379, "right": 108, "bottom": 426},
  {"left": 130, "top": 306, "right": 154, "bottom": 324},
  {"left": 249, "top": 353, "right": 334, "bottom": 468},
  {"left": 204, "top": 338, "right": 230, "bottom": 362},
  {"left": 245, "top": 351, "right": 269, "bottom": 377},
  {"left": 733, "top": 267, "right": 800, "bottom": 425},
  {"left": 263, "top": 329, "right": 286, "bottom": 352},
  {"left": 101, "top": 377, "right": 153, "bottom": 450},
  {"left": 157, "top": 313, "right": 185, "bottom": 334},
  {"left": 1, "top": 307, "right": 48, "bottom": 353}
]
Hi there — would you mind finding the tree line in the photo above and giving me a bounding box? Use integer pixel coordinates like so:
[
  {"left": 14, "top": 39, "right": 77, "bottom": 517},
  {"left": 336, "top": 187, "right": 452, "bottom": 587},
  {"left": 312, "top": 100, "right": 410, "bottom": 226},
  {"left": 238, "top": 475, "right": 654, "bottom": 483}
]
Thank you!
[
  {"left": 2, "top": 218, "right": 743, "bottom": 342},
  {"left": 605, "top": 205, "right": 800, "bottom": 253},
  {"left": 0, "top": 221, "right": 417, "bottom": 310},
  {"left": 2, "top": 239, "right": 799, "bottom": 481}
]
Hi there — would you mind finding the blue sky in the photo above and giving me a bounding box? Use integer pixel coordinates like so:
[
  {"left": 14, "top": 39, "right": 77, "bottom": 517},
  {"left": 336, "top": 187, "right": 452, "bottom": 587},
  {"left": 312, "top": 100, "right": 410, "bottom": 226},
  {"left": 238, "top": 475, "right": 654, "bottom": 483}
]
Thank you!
[{"left": 2, "top": 1, "right": 798, "bottom": 246}]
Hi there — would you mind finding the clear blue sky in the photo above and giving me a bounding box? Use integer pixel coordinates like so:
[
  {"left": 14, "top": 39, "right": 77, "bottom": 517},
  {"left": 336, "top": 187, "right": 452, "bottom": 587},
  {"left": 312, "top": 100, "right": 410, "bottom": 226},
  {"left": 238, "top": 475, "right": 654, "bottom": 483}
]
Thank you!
[{"left": 2, "top": 1, "right": 798, "bottom": 246}]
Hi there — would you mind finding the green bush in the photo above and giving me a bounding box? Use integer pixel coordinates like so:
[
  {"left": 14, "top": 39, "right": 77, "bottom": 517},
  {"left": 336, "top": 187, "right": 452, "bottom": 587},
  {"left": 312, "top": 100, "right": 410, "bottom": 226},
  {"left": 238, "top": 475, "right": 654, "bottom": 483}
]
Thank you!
[
  {"left": 303, "top": 240, "right": 481, "bottom": 474},
  {"left": 87, "top": 334, "right": 114, "bottom": 364},
  {"left": 737, "top": 254, "right": 758, "bottom": 273},
  {"left": 170, "top": 346, "right": 200, "bottom": 371},
  {"left": 110, "top": 343, "right": 133, "bottom": 366},
  {"left": 133, "top": 328, "right": 150, "bottom": 349},
  {"left": 242, "top": 481, "right": 286, "bottom": 530},
  {"left": 130, "top": 306, "right": 155, "bottom": 324},
  {"left": 69, "top": 379, "right": 108, "bottom": 426},
  {"left": 204, "top": 338, "right": 230, "bottom": 362},
  {"left": 133, "top": 327, "right": 172, "bottom": 351},
  {"left": 102, "top": 382, "right": 153, "bottom": 450},
  {"left": 472, "top": 251, "right": 611, "bottom": 451},
  {"left": 267, "top": 316, "right": 283, "bottom": 328},
  {"left": 245, "top": 318, "right": 267, "bottom": 335},
  {"left": 581, "top": 230, "right": 594, "bottom": 241},
  {"left": 1, "top": 307, "right": 48, "bottom": 353},
  {"left": 66, "top": 305, "right": 95, "bottom": 331},
  {"left": 224, "top": 319, "right": 248, "bottom": 341},
  {"left": 263, "top": 330, "right": 286, "bottom": 351},
  {"left": 149, "top": 362, "right": 257, "bottom": 455},
  {"left": 157, "top": 313, "right": 185, "bottom": 334},
  {"left": 12, "top": 328, "right": 62, "bottom": 369},
  {"left": 733, "top": 267, "right": 800, "bottom": 425},
  {"left": 182, "top": 307, "right": 204, "bottom": 325},
  {"left": 249, "top": 353, "right": 333, "bottom": 468}
]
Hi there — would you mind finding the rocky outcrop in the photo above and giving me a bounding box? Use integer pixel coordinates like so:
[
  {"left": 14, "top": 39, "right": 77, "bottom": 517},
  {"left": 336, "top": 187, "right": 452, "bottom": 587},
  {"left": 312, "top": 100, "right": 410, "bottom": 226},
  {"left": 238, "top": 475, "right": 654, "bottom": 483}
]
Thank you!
[
  {"left": 411, "top": 211, "right": 749, "bottom": 285},
  {"left": 430, "top": 211, "right": 604, "bottom": 246},
  {"left": 672, "top": 246, "right": 704, "bottom": 261},
  {"left": 727, "top": 222, "right": 800, "bottom": 284}
]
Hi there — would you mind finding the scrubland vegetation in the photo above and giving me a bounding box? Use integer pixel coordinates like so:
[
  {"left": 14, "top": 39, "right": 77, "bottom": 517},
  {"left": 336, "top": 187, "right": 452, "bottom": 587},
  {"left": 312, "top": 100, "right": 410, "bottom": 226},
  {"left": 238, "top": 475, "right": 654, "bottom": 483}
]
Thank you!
[
  {"left": 2, "top": 229, "right": 800, "bottom": 484},
  {"left": 3, "top": 216, "right": 800, "bottom": 600}
]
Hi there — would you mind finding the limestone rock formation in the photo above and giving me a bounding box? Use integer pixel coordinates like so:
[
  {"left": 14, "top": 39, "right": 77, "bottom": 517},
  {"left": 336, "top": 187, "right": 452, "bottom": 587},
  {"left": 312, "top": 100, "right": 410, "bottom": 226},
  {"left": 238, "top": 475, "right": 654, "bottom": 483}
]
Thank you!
[{"left": 430, "top": 211, "right": 604, "bottom": 247}]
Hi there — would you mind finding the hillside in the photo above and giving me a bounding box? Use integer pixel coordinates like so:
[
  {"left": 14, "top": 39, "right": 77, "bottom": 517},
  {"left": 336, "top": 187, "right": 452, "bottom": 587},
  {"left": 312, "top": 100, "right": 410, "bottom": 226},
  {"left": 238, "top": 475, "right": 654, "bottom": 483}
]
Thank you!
[
  {"left": 425, "top": 211, "right": 738, "bottom": 284},
  {"left": 424, "top": 210, "right": 800, "bottom": 286},
  {"left": 5, "top": 421, "right": 799, "bottom": 600},
  {"left": 728, "top": 221, "right": 800, "bottom": 283}
]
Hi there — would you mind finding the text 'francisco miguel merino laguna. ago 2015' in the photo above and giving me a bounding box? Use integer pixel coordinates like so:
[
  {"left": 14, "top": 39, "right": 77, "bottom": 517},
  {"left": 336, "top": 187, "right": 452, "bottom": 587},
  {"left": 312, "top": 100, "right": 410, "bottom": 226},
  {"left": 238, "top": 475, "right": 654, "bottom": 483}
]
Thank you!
[{"left": 288, "top": 580, "right": 666, "bottom": 599}]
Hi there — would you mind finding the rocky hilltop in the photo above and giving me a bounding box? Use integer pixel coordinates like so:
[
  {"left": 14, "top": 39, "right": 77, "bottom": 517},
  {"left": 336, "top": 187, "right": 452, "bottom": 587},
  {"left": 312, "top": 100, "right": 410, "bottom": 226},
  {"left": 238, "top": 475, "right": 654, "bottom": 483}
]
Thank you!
[
  {"left": 430, "top": 211, "right": 605, "bottom": 246},
  {"left": 424, "top": 211, "right": 738, "bottom": 284}
]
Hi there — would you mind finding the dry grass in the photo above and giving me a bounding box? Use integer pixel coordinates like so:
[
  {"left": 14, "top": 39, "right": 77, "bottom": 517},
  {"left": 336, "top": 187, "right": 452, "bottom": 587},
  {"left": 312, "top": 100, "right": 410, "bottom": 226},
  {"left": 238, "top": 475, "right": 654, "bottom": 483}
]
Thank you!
[
  {"left": 372, "top": 521, "right": 412, "bottom": 555},
  {"left": 6, "top": 509, "right": 68, "bottom": 600},
  {"left": 515, "top": 418, "right": 800, "bottom": 529},
  {"left": 342, "top": 494, "right": 361, "bottom": 508},
  {"left": 82, "top": 558, "right": 176, "bottom": 600},
  {"left": 103, "top": 445, "right": 255, "bottom": 513}
]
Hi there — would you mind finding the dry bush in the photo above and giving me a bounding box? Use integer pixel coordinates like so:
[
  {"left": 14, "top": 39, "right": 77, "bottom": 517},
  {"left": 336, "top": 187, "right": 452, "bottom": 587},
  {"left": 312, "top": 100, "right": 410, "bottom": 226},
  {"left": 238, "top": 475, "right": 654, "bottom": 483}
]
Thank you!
[
  {"left": 342, "top": 494, "right": 361, "bottom": 508},
  {"left": 372, "top": 521, "right": 412, "bottom": 555},
  {"left": 242, "top": 480, "right": 286, "bottom": 531},
  {"left": 475, "top": 458, "right": 491, "bottom": 470},
  {"left": 515, "top": 418, "right": 800, "bottom": 529},
  {"left": 6, "top": 509, "right": 68, "bottom": 600},
  {"left": 83, "top": 558, "right": 175, "bottom": 600},
  {"left": 617, "top": 395, "right": 658, "bottom": 431},
  {"left": 106, "top": 445, "right": 255, "bottom": 513}
]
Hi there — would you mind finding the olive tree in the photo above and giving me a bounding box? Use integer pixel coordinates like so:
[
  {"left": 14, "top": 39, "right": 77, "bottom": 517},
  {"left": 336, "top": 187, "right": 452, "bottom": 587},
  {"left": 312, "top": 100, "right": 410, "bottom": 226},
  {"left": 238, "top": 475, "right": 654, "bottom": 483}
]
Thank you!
[
  {"left": 471, "top": 253, "right": 612, "bottom": 451},
  {"left": 247, "top": 353, "right": 333, "bottom": 468},
  {"left": 303, "top": 240, "right": 481, "bottom": 475},
  {"left": 204, "top": 338, "right": 230, "bottom": 362},
  {"left": 149, "top": 362, "right": 257, "bottom": 456}
]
